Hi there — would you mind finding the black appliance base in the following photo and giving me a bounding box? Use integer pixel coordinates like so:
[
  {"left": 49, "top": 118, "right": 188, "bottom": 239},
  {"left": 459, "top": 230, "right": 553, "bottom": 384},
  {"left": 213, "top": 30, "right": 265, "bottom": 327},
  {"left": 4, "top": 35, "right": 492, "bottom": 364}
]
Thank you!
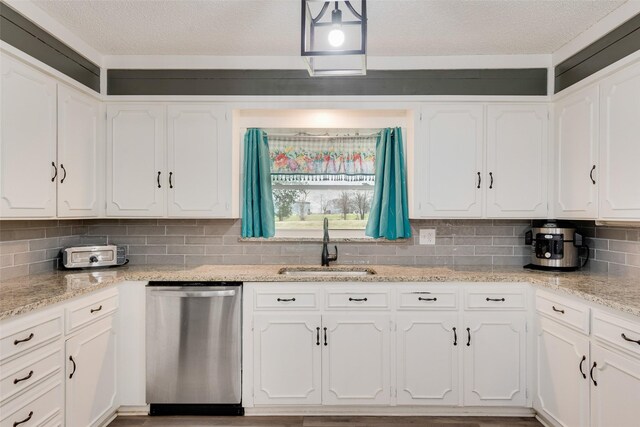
[
  {"left": 523, "top": 264, "right": 580, "bottom": 272},
  {"left": 149, "top": 404, "right": 244, "bottom": 416}
]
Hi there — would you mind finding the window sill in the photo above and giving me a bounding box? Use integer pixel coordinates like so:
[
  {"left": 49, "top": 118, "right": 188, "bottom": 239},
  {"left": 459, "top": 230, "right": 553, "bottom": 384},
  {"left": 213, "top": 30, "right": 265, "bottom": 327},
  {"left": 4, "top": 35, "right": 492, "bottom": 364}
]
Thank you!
[{"left": 238, "top": 236, "right": 409, "bottom": 243}]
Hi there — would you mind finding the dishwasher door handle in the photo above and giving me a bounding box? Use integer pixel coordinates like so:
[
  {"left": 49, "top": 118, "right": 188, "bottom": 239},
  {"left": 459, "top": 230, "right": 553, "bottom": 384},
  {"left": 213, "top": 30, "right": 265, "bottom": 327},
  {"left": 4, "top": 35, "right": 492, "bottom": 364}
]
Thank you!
[{"left": 150, "top": 289, "right": 236, "bottom": 298}]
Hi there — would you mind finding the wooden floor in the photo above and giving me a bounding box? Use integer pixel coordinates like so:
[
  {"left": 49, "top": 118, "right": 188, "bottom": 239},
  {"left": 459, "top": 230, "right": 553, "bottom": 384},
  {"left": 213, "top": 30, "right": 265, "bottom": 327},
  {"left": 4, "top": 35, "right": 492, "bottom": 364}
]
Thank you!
[{"left": 109, "top": 415, "right": 543, "bottom": 427}]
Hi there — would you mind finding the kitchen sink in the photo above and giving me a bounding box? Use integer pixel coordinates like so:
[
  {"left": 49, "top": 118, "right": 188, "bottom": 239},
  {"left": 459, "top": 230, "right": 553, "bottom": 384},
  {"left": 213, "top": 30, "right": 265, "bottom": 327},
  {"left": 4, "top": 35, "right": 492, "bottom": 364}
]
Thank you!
[{"left": 278, "top": 267, "right": 377, "bottom": 277}]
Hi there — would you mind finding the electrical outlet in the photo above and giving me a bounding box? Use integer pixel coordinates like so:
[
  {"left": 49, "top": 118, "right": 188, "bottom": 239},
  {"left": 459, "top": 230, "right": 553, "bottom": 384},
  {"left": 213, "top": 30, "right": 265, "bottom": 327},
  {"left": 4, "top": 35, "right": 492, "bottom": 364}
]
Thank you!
[{"left": 419, "top": 229, "right": 436, "bottom": 245}]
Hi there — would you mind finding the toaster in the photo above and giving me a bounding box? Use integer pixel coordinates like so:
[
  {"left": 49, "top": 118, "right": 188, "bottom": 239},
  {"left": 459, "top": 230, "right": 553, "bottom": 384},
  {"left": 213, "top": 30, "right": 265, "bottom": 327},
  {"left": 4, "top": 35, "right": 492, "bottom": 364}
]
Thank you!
[{"left": 62, "top": 245, "right": 128, "bottom": 269}]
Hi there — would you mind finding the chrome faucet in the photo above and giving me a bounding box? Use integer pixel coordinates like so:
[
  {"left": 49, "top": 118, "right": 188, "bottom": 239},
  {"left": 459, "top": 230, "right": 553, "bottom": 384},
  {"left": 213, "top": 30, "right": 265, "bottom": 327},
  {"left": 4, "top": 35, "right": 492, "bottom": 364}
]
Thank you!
[{"left": 321, "top": 217, "right": 338, "bottom": 267}]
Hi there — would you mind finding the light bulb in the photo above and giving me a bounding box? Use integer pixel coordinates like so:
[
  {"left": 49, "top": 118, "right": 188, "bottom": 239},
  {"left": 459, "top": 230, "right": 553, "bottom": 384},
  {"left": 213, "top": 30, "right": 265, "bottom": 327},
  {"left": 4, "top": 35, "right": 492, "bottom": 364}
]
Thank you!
[{"left": 328, "top": 28, "right": 345, "bottom": 47}]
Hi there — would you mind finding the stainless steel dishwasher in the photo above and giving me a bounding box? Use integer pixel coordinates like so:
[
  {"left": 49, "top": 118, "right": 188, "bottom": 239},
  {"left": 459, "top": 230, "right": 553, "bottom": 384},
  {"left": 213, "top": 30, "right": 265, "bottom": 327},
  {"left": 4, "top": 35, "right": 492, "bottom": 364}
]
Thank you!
[{"left": 146, "top": 282, "right": 243, "bottom": 415}]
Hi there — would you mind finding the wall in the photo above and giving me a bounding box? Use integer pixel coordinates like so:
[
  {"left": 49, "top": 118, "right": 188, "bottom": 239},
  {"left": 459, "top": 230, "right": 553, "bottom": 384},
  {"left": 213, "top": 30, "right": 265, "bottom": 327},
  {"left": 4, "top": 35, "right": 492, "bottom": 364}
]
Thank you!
[{"left": 2, "top": 219, "right": 638, "bottom": 281}]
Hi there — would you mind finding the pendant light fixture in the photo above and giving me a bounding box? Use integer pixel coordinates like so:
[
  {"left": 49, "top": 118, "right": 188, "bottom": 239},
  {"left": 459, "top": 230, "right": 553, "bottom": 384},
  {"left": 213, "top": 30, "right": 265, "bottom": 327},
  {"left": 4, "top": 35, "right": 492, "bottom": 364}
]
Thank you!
[{"left": 301, "top": 0, "right": 367, "bottom": 76}]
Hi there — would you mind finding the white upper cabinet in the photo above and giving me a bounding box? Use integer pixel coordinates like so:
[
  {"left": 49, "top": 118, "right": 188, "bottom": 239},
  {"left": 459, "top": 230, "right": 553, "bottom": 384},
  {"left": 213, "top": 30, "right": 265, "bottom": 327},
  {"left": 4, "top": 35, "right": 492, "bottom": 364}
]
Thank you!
[
  {"left": 106, "top": 104, "right": 166, "bottom": 217},
  {"left": 167, "top": 105, "right": 231, "bottom": 217},
  {"left": 599, "top": 60, "right": 640, "bottom": 219},
  {"left": 554, "top": 85, "right": 599, "bottom": 219},
  {"left": 0, "top": 54, "right": 57, "bottom": 218},
  {"left": 57, "top": 85, "right": 102, "bottom": 217},
  {"left": 486, "top": 104, "right": 548, "bottom": 218},
  {"left": 416, "top": 105, "right": 484, "bottom": 218}
]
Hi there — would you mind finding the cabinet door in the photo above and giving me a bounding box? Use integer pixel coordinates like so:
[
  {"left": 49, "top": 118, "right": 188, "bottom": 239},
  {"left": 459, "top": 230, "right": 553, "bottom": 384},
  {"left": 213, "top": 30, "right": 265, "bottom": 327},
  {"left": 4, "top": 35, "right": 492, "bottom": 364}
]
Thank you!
[
  {"left": 322, "top": 314, "right": 391, "bottom": 405},
  {"left": 416, "top": 105, "right": 484, "bottom": 217},
  {"left": 555, "top": 85, "right": 599, "bottom": 219},
  {"left": 396, "top": 312, "right": 460, "bottom": 405},
  {"left": 57, "top": 85, "right": 101, "bottom": 217},
  {"left": 167, "top": 105, "right": 231, "bottom": 217},
  {"left": 65, "top": 316, "right": 116, "bottom": 427},
  {"left": 463, "top": 311, "right": 527, "bottom": 406},
  {"left": 590, "top": 344, "right": 640, "bottom": 427},
  {"left": 253, "top": 314, "right": 321, "bottom": 405},
  {"left": 535, "top": 317, "right": 590, "bottom": 427},
  {"left": 486, "top": 104, "right": 548, "bottom": 218},
  {"left": 599, "top": 61, "right": 640, "bottom": 219},
  {"left": 0, "top": 54, "right": 57, "bottom": 218},
  {"left": 106, "top": 104, "right": 165, "bottom": 217}
]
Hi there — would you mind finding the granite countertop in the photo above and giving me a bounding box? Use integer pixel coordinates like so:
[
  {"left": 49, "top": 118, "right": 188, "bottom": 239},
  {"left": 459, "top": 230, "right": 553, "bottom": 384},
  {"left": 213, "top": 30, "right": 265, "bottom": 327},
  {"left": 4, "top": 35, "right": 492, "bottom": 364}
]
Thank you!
[{"left": 1, "top": 264, "right": 639, "bottom": 321}]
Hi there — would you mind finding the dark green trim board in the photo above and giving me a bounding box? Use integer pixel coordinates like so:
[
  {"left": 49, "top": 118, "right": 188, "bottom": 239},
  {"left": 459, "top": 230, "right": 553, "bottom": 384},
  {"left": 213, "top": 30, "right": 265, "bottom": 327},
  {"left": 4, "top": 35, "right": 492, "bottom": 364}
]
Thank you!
[
  {"left": 107, "top": 68, "right": 547, "bottom": 96},
  {"left": 0, "top": 3, "right": 100, "bottom": 92},
  {"left": 555, "top": 13, "right": 640, "bottom": 93}
]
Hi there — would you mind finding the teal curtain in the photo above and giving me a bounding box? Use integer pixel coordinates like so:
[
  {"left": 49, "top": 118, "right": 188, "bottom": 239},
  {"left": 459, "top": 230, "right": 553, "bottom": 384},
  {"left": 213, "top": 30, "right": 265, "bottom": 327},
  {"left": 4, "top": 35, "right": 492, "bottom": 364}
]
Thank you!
[
  {"left": 242, "top": 129, "right": 275, "bottom": 238},
  {"left": 365, "top": 127, "right": 411, "bottom": 240}
]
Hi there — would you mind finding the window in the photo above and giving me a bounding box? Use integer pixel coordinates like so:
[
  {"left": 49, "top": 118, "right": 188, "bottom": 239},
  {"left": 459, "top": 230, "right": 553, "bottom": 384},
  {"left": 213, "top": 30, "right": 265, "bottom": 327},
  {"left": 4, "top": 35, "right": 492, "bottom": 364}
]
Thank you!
[{"left": 266, "top": 128, "right": 379, "bottom": 237}]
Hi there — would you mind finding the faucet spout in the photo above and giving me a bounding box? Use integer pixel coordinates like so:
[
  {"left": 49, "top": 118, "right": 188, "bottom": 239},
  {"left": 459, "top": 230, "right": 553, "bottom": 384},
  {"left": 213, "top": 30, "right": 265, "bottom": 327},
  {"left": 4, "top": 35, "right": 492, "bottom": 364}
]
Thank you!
[{"left": 321, "top": 217, "right": 338, "bottom": 267}]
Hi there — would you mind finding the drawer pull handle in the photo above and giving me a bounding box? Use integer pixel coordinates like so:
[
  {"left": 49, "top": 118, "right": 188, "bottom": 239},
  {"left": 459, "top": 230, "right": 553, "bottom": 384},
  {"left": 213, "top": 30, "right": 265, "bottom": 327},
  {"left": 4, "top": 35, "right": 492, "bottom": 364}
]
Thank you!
[
  {"left": 486, "top": 297, "right": 505, "bottom": 302},
  {"left": 466, "top": 327, "right": 471, "bottom": 346},
  {"left": 51, "top": 161, "right": 57, "bottom": 182},
  {"left": 90, "top": 305, "right": 103, "bottom": 313},
  {"left": 579, "top": 355, "right": 586, "bottom": 379},
  {"left": 323, "top": 327, "right": 328, "bottom": 346},
  {"left": 552, "top": 306, "right": 565, "bottom": 314},
  {"left": 13, "top": 333, "right": 34, "bottom": 345},
  {"left": 13, "top": 411, "right": 33, "bottom": 427},
  {"left": 590, "top": 361, "right": 597, "bottom": 386},
  {"left": 69, "top": 355, "right": 77, "bottom": 379},
  {"left": 621, "top": 333, "right": 640, "bottom": 345},
  {"left": 13, "top": 370, "right": 34, "bottom": 385},
  {"left": 277, "top": 298, "right": 296, "bottom": 302},
  {"left": 590, "top": 165, "right": 596, "bottom": 185},
  {"left": 157, "top": 171, "right": 161, "bottom": 188},
  {"left": 418, "top": 297, "right": 437, "bottom": 301},
  {"left": 316, "top": 327, "right": 320, "bottom": 346},
  {"left": 453, "top": 327, "right": 457, "bottom": 346},
  {"left": 349, "top": 297, "right": 368, "bottom": 302}
]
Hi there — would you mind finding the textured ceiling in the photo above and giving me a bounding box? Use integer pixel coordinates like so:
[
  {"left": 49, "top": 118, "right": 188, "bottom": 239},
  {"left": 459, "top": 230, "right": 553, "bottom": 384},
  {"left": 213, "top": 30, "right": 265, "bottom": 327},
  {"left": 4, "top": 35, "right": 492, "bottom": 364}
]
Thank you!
[{"left": 31, "top": 0, "right": 627, "bottom": 56}]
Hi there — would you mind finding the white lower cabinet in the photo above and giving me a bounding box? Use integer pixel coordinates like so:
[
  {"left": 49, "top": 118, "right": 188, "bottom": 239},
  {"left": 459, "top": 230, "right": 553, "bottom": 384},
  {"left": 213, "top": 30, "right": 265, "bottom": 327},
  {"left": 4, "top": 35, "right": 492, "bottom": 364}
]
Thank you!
[
  {"left": 536, "top": 316, "right": 590, "bottom": 427},
  {"left": 65, "top": 312, "right": 117, "bottom": 427},
  {"left": 322, "top": 314, "right": 391, "bottom": 405},
  {"left": 253, "top": 314, "right": 321, "bottom": 405},
  {"left": 462, "top": 311, "right": 527, "bottom": 406},
  {"left": 589, "top": 343, "right": 640, "bottom": 427},
  {"left": 396, "top": 312, "right": 459, "bottom": 405}
]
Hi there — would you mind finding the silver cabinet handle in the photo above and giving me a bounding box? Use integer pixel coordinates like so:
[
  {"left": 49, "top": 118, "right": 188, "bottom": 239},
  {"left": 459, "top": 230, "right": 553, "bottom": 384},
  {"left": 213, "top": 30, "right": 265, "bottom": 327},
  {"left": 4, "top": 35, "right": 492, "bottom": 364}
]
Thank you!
[{"left": 150, "top": 290, "right": 236, "bottom": 298}]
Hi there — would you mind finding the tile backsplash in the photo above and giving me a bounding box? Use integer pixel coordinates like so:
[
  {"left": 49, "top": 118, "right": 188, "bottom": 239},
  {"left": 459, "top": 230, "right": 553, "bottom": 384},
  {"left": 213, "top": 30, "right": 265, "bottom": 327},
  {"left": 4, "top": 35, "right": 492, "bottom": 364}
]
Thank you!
[{"left": 1, "top": 218, "right": 639, "bottom": 280}]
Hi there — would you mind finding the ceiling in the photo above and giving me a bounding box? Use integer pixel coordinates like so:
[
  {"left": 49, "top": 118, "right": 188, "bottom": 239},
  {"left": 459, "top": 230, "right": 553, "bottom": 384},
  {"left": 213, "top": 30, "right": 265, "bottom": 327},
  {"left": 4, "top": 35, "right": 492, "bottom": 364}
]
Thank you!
[{"left": 31, "top": 0, "right": 627, "bottom": 56}]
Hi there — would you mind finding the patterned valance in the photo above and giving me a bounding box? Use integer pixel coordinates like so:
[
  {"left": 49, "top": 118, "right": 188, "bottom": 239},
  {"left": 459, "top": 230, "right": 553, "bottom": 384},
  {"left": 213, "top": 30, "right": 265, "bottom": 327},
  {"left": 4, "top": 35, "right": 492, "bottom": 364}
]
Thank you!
[{"left": 268, "top": 134, "right": 377, "bottom": 182}]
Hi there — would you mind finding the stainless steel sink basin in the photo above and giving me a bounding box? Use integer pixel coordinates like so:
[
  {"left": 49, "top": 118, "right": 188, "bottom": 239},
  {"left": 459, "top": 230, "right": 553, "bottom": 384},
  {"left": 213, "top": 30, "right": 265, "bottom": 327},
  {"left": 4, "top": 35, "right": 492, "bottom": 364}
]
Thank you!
[{"left": 278, "top": 267, "right": 376, "bottom": 277}]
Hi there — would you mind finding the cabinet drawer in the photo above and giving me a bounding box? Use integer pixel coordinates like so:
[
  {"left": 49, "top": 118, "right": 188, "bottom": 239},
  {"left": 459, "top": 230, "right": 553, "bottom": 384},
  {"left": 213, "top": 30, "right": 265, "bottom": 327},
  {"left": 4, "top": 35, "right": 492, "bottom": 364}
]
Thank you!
[
  {"left": 0, "top": 378, "right": 62, "bottom": 427},
  {"left": 254, "top": 290, "right": 319, "bottom": 310},
  {"left": 325, "top": 290, "right": 389, "bottom": 309},
  {"left": 65, "top": 289, "right": 118, "bottom": 334},
  {"left": 464, "top": 288, "right": 526, "bottom": 310},
  {"left": 397, "top": 289, "right": 458, "bottom": 309},
  {"left": 592, "top": 310, "right": 640, "bottom": 359},
  {"left": 0, "top": 314, "right": 62, "bottom": 363},
  {"left": 0, "top": 343, "right": 62, "bottom": 404},
  {"left": 536, "top": 291, "right": 589, "bottom": 334}
]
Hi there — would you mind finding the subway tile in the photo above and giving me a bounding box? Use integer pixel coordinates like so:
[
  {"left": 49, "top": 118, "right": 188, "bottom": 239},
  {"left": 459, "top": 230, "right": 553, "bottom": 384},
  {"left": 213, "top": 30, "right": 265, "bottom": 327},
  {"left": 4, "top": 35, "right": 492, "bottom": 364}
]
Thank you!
[
  {"left": 168, "top": 245, "right": 205, "bottom": 255},
  {"left": 185, "top": 255, "right": 223, "bottom": 265},
  {"left": 1, "top": 228, "right": 46, "bottom": 241},
  {"left": 436, "top": 226, "right": 476, "bottom": 237},
  {"left": 587, "top": 260, "right": 609, "bottom": 273},
  {"left": 45, "top": 248, "right": 62, "bottom": 260},
  {"left": 87, "top": 225, "right": 128, "bottom": 236},
  {"left": 493, "top": 237, "right": 524, "bottom": 246},
  {"left": 71, "top": 226, "right": 88, "bottom": 235},
  {"left": 118, "top": 219, "right": 158, "bottom": 225},
  {"left": 29, "top": 238, "right": 60, "bottom": 251},
  {"left": 435, "top": 246, "right": 474, "bottom": 256},
  {"left": 595, "top": 250, "right": 626, "bottom": 264},
  {"left": 585, "top": 238, "right": 608, "bottom": 250},
  {"left": 609, "top": 240, "right": 640, "bottom": 254},
  {"left": 609, "top": 263, "right": 640, "bottom": 277},
  {"left": 299, "top": 256, "right": 323, "bottom": 264},
  {"left": 223, "top": 235, "right": 242, "bottom": 245},
  {"left": 0, "top": 220, "right": 35, "bottom": 229},
  {"left": 166, "top": 226, "right": 204, "bottom": 236},
  {"left": 223, "top": 254, "right": 262, "bottom": 264},
  {"left": 128, "top": 245, "right": 167, "bottom": 255},
  {"left": 475, "top": 226, "right": 514, "bottom": 236},
  {"left": 492, "top": 219, "right": 532, "bottom": 226},
  {"left": 29, "top": 260, "right": 56, "bottom": 275},
  {"left": 414, "top": 256, "right": 454, "bottom": 266},
  {"left": 244, "top": 245, "right": 282, "bottom": 255},
  {"left": 491, "top": 256, "right": 529, "bottom": 266},
  {"left": 127, "top": 226, "right": 166, "bottom": 236},
  {"left": 0, "top": 240, "right": 29, "bottom": 255},
  {"left": 282, "top": 244, "right": 319, "bottom": 255},
  {"left": 206, "top": 245, "right": 243, "bottom": 255},
  {"left": 453, "top": 256, "right": 493, "bottom": 266},
  {"left": 376, "top": 256, "right": 415, "bottom": 265},
  {"left": 627, "top": 253, "right": 640, "bottom": 267},
  {"left": 626, "top": 229, "right": 640, "bottom": 241},
  {"left": 0, "top": 254, "right": 13, "bottom": 268},
  {"left": 514, "top": 246, "right": 532, "bottom": 256},
  {"left": 335, "top": 255, "right": 373, "bottom": 265},
  {"left": 185, "top": 236, "right": 223, "bottom": 245},
  {"left": 158, "top": 219, "right": 198, "bottom": 225},
  {"left": 596, "top": 227, "right": 627, "bottom": 240},
  {"left": 146, "top": 236, "right": 186, "bottom": 245},
  {"left": 80, "top": 236, "right": 108, "bottom": 245},
  {"left": 45, "top": 226, "right": 73, "bottom": 238},
  {"left": 261, "top": 256, "right": 301, "bottom": 265},
  {"left": 108, "top": 236, "right": 147, "bottom": 245},
  {"left": 204, "top": 224, "right": 241, "bottom": 236},
  {"left": 453, "top": 236, "right": 493, "bottom": 246},
  {"left": 396, "top": 245, "right": 436, "bottom": 256},
  {"left": 475, "top": 246, "right": 514, "bottom": 256},
  {"left": 59, "top": 236, "right": 82, "bottom": 247},
  {"left": 126, "top": 255, "right": 147, "bottom": 265},
  {"left": 146, "top": 255, "right": 185, "bottom": 265},
  {"left": 0, "top": 264, "right": 29, "bottom": 280},
  {"left": 14, "top": 250, "right": 45, "bottom": 265},
  {"left": 358, "top": 245, "right": 397, "bottom": 256}
]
